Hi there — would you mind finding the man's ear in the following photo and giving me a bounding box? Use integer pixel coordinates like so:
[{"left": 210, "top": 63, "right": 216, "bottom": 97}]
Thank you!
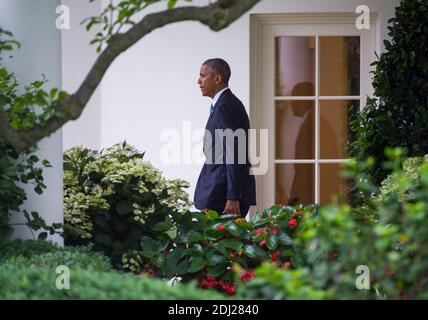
[{"left": 215, "top": 73, "right": 222, "bottom": 84}]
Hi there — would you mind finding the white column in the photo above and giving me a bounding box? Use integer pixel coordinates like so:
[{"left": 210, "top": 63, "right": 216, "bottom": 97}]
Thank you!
[
  {"left": 0, "top": 0, "right": 64, "bottom": 245},
  {"left": 61, "top": 0, "right": 102, "bottom": 152}
]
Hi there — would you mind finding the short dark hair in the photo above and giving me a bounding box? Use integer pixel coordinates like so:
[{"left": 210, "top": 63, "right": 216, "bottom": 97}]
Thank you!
[{"left": 203, "top": 58, "right": 231, "bottom": 85}]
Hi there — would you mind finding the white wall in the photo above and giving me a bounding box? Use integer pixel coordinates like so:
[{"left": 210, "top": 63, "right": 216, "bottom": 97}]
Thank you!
[
  {"left": 62, "top": 0, "right": 102, "bottom": 151},
  {"left": 0, "top": 0, "right": 63, "bottom": 244},
  {"left": 64, "top": 0, "right": 399, "bottom": 209}
]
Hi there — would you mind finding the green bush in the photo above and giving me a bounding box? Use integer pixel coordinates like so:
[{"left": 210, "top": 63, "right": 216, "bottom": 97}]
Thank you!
[
  {"left": 235, "top": 262, "right": 331, "bottom": 300},
  {"left": 377, "top": 155, "right": 428, "bottom": 203},
  {"left": 0, "top": 239, "right": 59, "bottom": 262},
  {"left": 2, "top": 247, "right": 113, "bottom": 272},
  {"left": 63, "top": 142, "right": 311, "bottom": 295},
  {"left": 123, "top": 204, "right": 312, "bottom": 296},
  {"left": 0, "top": 239, "right": 113, "bottom": 271},
  {"left": 350, "top": 0, "right": 428, "bottom": 186},
  {"left": 238, "top": 150, "right": 428, "bottom": 299},
  {"left": 0, "top": 29, "right": 63, "bottom": 241},
  {"left": 63, "top": 142, "right": 192, "bottom": 268},
  {"left": 0, "top": 266, "right": 225, "bottom": 300}
]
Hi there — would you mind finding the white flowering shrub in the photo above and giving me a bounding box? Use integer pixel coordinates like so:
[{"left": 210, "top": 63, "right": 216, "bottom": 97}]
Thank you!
[{"left": 63, "top": 141, "right": 191, "bottom": 269}]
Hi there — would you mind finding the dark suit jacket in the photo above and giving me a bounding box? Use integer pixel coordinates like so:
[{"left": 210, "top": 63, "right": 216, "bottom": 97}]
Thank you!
[{"left": 194, "top": 89, "right": 256, "bottom": 210}]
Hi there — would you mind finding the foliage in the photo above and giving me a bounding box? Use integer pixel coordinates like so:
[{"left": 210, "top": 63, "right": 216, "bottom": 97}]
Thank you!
[
  {"left": 235, "top": 261, "right": 331, "bottom": 300},
  {"left": 0, "top": 140, "right": 55, "bottom": 241},
  {"left": 0, "top": 265, "right": 225, "bottom": 299},
  {"left": 1, "top": 246, "right": 113, "bottom": 272},
  {"left": 63, "top": 142, "right": 192, "bottom": 269},
  {"left": 376, "top": 154, "right": 428, "bottom": 203},
  {"left": 350, "top": 0, "right": 428, "bottom": 186},
  {"left": 83, "top": 0, "right": 192, "bottom": 52},
  {"left": 0, "top": 239, "right": 59, "bottom": 262},
  {"left": 124, "top": 204, "right": 312, "bottom": 296},
  {"left": 0, "top": 29, "right": 64, "bottom": 241},
  {"left": 239, "top": 150, "right": 428, "bottom": 299},
  {"left": 63, "top": 140, "right": 309, "bottom": 296},
  {"left": 0, "top": 239, "right": 112, "bottom": 271},
  {"left": 0, "top": 239, "right": 224, "bottom": 299}
]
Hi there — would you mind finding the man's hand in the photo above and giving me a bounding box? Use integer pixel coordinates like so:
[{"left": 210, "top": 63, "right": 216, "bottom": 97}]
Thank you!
[{"left": 223, "top": 200, "right": 240, "bottom": 214}]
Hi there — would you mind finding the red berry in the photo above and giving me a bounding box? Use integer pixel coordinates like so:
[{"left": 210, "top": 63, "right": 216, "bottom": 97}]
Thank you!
[
  {"left": 216, "top": 225, "right": 225, "bottom": 231},
  {"left": 288, "top": 219, "right": 298, "bottom": 229}
]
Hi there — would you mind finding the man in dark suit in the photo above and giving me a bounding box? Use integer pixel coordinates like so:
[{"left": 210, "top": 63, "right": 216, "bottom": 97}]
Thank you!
[{"left": 194, "top": 58, "right": 256, "bottom": 217}]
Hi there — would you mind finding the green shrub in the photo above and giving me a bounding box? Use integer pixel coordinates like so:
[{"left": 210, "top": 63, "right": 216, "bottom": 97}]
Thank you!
[
  {"left": 235, "top": 262, "right": 331, "bottom": 300},
  {"left": 377, "top": 155, "right": 428, "bottom": 203},
  {"left": 2, "top": 247, "right": 113, "bottom": 272},
  {"left": 238, "top": 150, "right": 428, "bottom": 299},
  {"left": 350, "top": 0, "right": 428, "bottom": 186},
  {"left": 0, "top": 266, "right": 226, "bottom": 300},
  {"left": 0, "top": 29, "right": 63, "bottom": 241},
  {"left": 125, "top": 204, "right": 312, "bottom": 296},
  {"left": 0, "top": 239, "right": 59, "bottom": 262},
  {"left": 63, "top": 142, "right": 192, "bottom": 268},
  {"left": 0, "top": 239, "right": 113, "bottom": 271}
]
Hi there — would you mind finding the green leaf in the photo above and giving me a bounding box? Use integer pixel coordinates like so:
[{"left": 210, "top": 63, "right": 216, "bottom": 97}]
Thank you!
[
  {"left": 278, "top": 232, "right": 293, "bottom": 246},
  {"left": 29, "top": 155, "right": 39, "bottom": 163},
  {"left": 140, "top": 236, "right": 160, "bottom": 257},
  {"left": 167, "top": 0, "right": 178, "bottom": 9},
  {"left": 188, "top": 231, "right": 203, "bottom": 242},
  {"left": 50, "top": 88, "right": 58, "bottom": 99},
  {"left": 266, "top": 234, "right": 278, "bottom": 251},
  {"left": 42, "top": 159, "right": 52, "bottom": 167},
  {"left": 217, "top": 239, "right": 243, "bottom": 251},
  {"left": 225, "top": 221, "right": 241, "bottom": 236},
  {"left": 243, "top": 245, "right": 256, "bottom": 258},
  {"left": 153, "top": 221, "right": 171, "bottom": 232},
  {"left": 37, "top": 232, "right": 48, "bottom": 240},
  {"left": 207, "top": 254, "right": 227, "bottom": 265},
  {"left": 205, "top": 210, "right": 218, "bottom": 220},
  {"left": 31, "top": 80, "right": 44, "bottom": 89},
  {"left": 118, "top": 9, "right": 128, "bottom": 22},
  {"left": 191, "top": 244, "right": 203, "bottom": 254},
  {"left": 207, "top": 264, "right": 226, "bottom": 277},
  {"left": 253, "top": 245, "right": 269, "bottom": 260},
  {"left": 188, "top": 257, "right": 205, "bottom": 273},
  {"left": 115, "top": 200, "right": 133, "bottom": 215}
]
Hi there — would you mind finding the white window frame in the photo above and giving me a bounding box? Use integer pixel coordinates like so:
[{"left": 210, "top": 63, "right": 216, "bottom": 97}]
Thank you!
[{"left": 250, "top": 13, "right": 380, "bottom": 213}]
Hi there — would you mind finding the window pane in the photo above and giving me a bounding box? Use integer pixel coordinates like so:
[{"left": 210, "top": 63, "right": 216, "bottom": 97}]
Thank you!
[
  {"left": 320, "top": 163, "right": 349, "bottom": 204},
  {"left": 276, "top": 100, "right": 315, "bottom": 159},
  {"left": 320, "top": 100, "right": 359, "bottom": 159},
  {"left": 275, "top": 37, "right": 316, "bottom": 96},
  {"left": 320, "top": 36, "right": 360, "bottom": 96},
  {"left": 276, "top": 164, "right": 315, "bottom": 205}
]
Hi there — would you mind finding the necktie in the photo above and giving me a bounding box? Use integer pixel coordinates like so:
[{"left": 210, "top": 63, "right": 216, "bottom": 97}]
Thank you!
[{"left": 210, "top": 103, "right": 215, "bottom": 114}]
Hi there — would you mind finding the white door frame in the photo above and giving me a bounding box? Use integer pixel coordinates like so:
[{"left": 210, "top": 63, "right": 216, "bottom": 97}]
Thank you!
[{"left": 249, "top": 13, "right": 380, "bottom": 213}]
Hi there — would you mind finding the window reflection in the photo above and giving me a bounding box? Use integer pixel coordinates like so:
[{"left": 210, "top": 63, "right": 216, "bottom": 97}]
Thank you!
[
  {"left": 320, "top": 36, "right": 360, "bottom": 96},
  {"left": 276, "top": 164, "right": 315, "bottom": 205},
  {"left": 320, "top": 100, "right": 359, "bottom": 159},
  {"left": 320, "top": 163, "right": 349, "bottom": 204},
  {"left": 275, "top": 37, "right": 316, "bottom": 96},
  {"left": 276, "top": 98, "right": 315, "bottom": 160}
]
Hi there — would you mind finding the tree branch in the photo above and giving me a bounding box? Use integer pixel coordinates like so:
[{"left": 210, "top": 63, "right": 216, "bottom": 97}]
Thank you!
[{"left": 1, "top": 0, "right": 261, "bottom": 152}]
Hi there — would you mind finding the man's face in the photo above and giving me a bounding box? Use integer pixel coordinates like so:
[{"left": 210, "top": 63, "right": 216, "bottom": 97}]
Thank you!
[{"left": 198, "top": 64, "right": 220, "bottom": 98}]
